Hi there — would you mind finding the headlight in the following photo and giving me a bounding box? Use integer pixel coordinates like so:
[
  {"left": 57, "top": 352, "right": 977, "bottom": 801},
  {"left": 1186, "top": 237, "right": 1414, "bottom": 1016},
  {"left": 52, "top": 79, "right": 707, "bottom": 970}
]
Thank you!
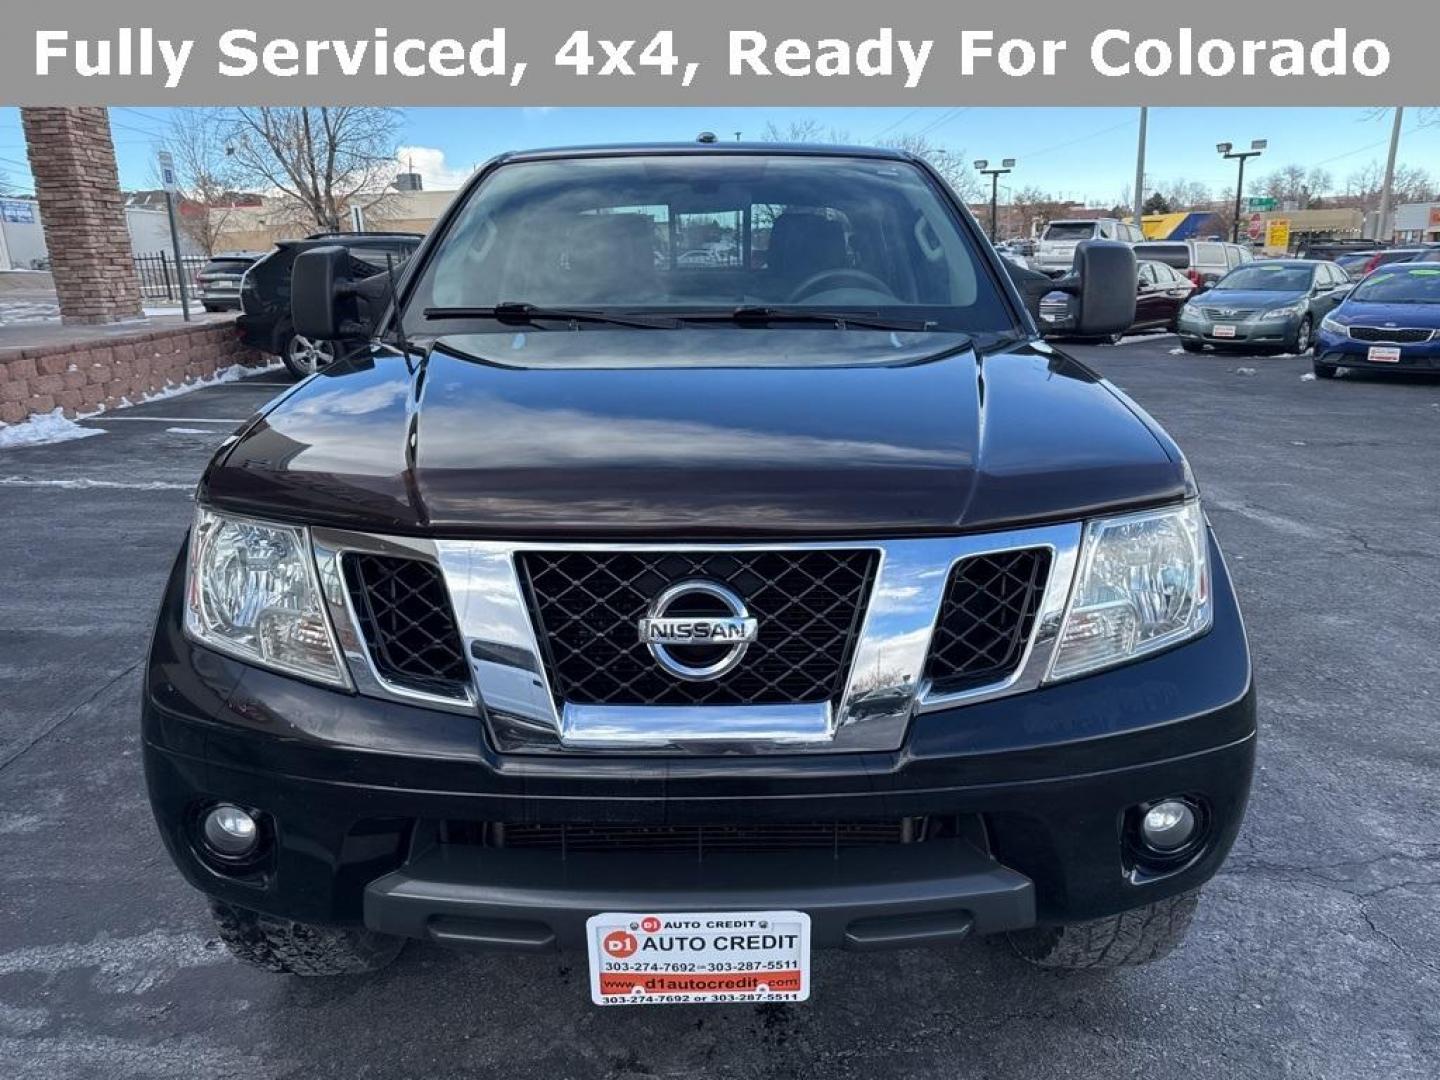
[
  {"left": 184, "top": 508, "right": 349, "bottom": 686},
  {"left": 1262, "top": 304, "right": 1303, "bottom": 319},
  {"left": 1320, "top": 316, "right": 1346, "bottom": 335},
  {"left": 1047, "top": 501, "right": 1212, "bottom": 681}
]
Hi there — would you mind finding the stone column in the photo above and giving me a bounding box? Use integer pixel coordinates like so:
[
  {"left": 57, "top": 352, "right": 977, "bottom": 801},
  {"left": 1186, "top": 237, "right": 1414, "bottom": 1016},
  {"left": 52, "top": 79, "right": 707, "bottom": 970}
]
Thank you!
[{"left": 19, "top": 107, "right": 144, "bottom": 325}]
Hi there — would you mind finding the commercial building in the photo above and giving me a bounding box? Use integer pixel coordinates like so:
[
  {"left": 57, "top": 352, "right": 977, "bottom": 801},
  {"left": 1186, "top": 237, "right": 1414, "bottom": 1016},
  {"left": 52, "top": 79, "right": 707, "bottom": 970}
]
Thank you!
[{"left": 1393, "top": 202, "right": 1440, "bottom": 244}]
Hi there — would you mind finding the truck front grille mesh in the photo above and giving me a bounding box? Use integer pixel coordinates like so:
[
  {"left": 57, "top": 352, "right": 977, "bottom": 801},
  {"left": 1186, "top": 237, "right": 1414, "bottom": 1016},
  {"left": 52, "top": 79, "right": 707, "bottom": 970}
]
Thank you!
[
  {"left": 517, "top": 550, "right": 878, "bottom": 707},
  {"left": 924, "top": 548, "right": 1051, "bottom": 695},
  {"left": 445, "top": 819, "right": 916, "bottom": 856},
  {"left": 344, "top": 554, "right": 470, "bottom": 697}
]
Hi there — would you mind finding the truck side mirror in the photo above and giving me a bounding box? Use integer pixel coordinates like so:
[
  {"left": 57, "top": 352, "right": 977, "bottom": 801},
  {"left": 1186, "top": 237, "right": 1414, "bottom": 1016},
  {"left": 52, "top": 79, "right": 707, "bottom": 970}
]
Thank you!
[
  {"left": 1058, "top": 240, "right": 1137, "bottom": 337},
  {"left": 292, "top": 246, "right": 357, "bottom": 341}
]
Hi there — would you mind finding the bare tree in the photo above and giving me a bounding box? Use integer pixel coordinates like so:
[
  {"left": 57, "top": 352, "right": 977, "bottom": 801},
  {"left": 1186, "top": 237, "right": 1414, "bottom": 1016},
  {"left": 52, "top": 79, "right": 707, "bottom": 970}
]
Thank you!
[
  {"left": 760, "top": 119, "right": 850, "bottom": 144},
  {"left": 759, "top": 120, "right": 982, "bottom": 202},
  {"left": 1009, "top": 186, "right": 1079, "bottom": 238},
  {"left": 1155, "top": 178, "right": 1213, "bottom": 211},
  {"left": 1255, "top": 164, "right": 1333, "bottom": 209},
  {"left": 1342, "top": 162, "right": 1436, "bottom": 214},
  {"left": 160, "top": 109, "right": 247, "bottom": 255},
  {"left": 878, "top": 132, "right": 982, "bottom": 202},
  {"left": 224, "top": 107, "right": 402, "bottom": 233}
]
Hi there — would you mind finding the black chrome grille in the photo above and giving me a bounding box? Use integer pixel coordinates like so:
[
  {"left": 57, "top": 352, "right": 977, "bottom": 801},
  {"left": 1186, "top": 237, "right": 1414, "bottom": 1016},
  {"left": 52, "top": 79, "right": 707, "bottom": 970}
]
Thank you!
[
  {"left": 517, "top": 550, "right": 878, "bottom": 707},
  {"left": 446, "top": 820, "right": 916, "bottom": 855},
  {"left": 1348, "top": 325, "right": 1432, "bottom": 344},
  {"left": 924, "top": 548, "right": 1051, "bottom": 696},
  {"left": 1201, "top": 307, "right": 1258, "bottom": 320},
  {"left": 343, "top": 554, "right": 470, "bottom": 697}
]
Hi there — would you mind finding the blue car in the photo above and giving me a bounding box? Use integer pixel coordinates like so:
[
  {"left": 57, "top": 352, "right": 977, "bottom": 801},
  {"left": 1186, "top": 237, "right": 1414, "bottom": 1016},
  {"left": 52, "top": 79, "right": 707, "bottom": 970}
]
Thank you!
[{"left": 1313, "top": 264, "right": 1440, "bottom": 379}]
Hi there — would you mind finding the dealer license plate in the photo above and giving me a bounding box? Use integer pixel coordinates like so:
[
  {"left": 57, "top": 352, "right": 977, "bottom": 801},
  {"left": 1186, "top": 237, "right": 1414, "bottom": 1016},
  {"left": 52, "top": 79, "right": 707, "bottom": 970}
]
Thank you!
[
  {"left": 586, "top": 911, "right": 811, "bottom": 1006},
  {"left": 1212, "top": 324, "right": 1237, "bottom": 338},
  {"left": 1367, "top": 346, "right": 1401, "bottom": 363}
]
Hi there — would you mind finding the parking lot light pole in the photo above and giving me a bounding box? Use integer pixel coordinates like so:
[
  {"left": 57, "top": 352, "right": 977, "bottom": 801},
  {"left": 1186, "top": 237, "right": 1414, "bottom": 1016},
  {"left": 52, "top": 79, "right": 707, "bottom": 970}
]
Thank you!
[
  {"left": 1218, "top": 140, "right": 1267, "bottom": 243},
  {"left": 974, "top": 158, "right": 1016, "bottom": 240}
]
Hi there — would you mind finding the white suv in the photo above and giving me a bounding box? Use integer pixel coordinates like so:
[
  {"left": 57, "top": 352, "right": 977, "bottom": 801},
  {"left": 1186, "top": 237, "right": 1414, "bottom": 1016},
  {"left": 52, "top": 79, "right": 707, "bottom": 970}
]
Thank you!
[{"left": 1035, "top": 218, "right": 1143, "bottom": 273}]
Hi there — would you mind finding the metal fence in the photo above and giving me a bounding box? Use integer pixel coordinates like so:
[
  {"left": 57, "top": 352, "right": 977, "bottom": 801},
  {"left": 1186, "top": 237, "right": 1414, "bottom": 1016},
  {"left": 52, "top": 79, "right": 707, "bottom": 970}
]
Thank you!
[{"left": 132, "top": 252, "right": 209, "bottom": 301}]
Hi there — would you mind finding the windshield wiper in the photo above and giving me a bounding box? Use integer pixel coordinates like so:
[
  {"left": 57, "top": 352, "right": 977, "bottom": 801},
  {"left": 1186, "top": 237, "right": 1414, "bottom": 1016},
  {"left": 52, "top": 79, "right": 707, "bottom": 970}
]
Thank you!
[
  {"left": 422, "top": 302, "right": 679, "bottom": 330},
  {"left": 679, "top": 305, "right": 937, "bottom": 332}
]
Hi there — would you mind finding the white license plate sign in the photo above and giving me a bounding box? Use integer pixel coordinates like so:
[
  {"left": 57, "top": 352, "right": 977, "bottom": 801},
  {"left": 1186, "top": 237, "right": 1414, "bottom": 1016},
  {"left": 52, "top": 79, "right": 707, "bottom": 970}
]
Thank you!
[
  {"left": 1212, "top": 324, "right": 1238, "bottom": 338},
  {"left": 586, "top": 911, "right": 811, "bottom": 1006},
  {"left": 1368, "top": 346, "right": 1401, "bottom": 363}
]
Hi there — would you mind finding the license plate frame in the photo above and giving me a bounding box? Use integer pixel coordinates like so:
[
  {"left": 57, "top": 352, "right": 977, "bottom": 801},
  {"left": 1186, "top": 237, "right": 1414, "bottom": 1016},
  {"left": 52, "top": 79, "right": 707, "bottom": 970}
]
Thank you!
[
  {"left": 586, "top": 911, "right": 811, "bottom": 1006},
  {"left": 1367, "top": 345, "right": 1401, "bottom": 363},
  {"left": 1212, "top": 324, "right": 1238, "bottom": 338}
]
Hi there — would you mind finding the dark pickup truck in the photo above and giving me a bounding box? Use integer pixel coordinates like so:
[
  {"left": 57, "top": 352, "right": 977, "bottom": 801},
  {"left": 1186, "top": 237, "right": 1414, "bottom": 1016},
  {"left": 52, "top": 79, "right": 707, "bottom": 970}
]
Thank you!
[{"left": 143, "top": 143, "right": 1254, "bottom": 1002}]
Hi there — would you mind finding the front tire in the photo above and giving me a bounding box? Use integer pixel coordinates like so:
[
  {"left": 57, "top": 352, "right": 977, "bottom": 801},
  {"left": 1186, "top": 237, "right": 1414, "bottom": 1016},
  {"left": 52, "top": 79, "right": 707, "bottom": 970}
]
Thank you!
[
  {"left": 1181, "top": 341, "right": 1205, "bottom": 354},
  {"left": 207, "top": 900, "right": 404, "bottom": 976},
  {"left": 1312, "top": 359, "right": 1340, "bottom": 380},
  {"left": 279, "top": 329, "right": 337, "bottom": 379},
  {"left": 1290, "top": 316, "right": 1313, "bottom": 356},
  {"left": 1006, "top": 889, "right": 1200, "bottom": 969}
]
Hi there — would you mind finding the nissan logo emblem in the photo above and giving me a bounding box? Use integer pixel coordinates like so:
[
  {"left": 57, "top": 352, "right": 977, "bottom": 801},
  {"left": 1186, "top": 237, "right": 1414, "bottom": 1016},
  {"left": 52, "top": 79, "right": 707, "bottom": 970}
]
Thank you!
[{"left": 637, "top": 580, "right": 758, "bottom": 681}]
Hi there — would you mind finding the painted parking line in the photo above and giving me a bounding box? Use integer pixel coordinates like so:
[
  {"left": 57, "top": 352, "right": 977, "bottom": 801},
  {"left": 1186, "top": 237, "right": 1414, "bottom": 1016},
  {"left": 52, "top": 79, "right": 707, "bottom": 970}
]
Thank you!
[{"left": 78, "top": 416, "right": 247, "bottom": 424}]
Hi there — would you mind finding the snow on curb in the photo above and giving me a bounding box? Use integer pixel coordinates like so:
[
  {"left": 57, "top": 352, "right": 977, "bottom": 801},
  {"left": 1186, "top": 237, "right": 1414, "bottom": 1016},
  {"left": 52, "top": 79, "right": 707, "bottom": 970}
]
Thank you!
[
  {"left": 0, "top": 410, "right": 104, "bottom": 450},
  {"left": 114, "top": 359, "right": 284, "bottom": 409},
  {"left": 0, "top": 360, "right": 282, "bottom": 450}
]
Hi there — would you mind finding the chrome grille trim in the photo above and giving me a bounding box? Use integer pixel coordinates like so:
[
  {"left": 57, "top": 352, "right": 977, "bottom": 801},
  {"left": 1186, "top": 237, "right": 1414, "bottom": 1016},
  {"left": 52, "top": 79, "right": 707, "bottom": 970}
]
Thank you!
[
  {"left": 311, "top": 529, "right": 477, "bottom": 714},
  {"left": 308, "top": 525, "right": 1083, "bottom": 754}
]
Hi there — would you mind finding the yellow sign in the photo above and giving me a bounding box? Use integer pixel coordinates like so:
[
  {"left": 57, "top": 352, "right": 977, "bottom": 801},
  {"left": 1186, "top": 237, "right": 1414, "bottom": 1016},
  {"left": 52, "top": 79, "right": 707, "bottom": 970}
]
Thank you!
[{"left": 1266, "top": 218, "right": 1291, "bottom": 250}]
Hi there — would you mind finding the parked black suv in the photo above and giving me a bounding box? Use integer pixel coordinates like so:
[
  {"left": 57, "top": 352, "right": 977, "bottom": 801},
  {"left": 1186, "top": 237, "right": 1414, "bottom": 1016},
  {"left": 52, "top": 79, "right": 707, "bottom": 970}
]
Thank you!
[
  {"left": 195, "top": 252, "right": 264, "bottom": 313},
  {"left": 144, "top": 144, "right": 1254, "bottom": 1002},
  {"left": 237, "top": 231, "right": 422, "bottom": 378}
]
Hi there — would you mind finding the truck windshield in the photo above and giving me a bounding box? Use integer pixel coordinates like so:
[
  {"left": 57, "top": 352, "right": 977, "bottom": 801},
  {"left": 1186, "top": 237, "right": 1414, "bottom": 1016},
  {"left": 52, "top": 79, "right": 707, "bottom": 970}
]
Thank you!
[{"left": 400, "top": 154, "right": 1013, "bottom": 337}]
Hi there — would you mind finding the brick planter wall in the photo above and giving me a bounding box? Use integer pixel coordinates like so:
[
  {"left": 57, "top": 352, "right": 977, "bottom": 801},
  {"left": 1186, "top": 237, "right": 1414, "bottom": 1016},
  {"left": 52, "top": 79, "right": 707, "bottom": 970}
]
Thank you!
[{"left": 0, "top": 323, "right": 268, "bottom": 427}]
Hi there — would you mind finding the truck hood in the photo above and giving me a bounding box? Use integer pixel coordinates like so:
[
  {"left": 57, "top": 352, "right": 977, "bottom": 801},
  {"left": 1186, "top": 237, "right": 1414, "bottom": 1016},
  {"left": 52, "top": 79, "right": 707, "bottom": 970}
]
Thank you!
[{"left": 203, "top": 329, "right": 1187, "bottom": 539}]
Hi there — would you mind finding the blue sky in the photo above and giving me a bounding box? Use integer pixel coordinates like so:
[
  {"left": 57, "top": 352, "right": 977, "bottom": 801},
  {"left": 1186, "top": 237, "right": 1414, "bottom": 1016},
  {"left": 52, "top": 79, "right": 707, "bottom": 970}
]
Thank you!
[{"left": 1, "top": 106, "right": 1435, "bottom": 205}]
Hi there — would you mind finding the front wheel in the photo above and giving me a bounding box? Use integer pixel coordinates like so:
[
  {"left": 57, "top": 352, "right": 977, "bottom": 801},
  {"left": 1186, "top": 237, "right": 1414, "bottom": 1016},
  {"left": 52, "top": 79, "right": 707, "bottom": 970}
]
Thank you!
[
  {"left": 280, "top": 331, "right": 337, "bottom": 379},
  {"left": 207, "top": 900, "right": 404, "bottom": 976},
  {"left": 1006, "top": 889, "right": 1200, "bottom": 969},
  {"left": 1181, "top": 341, "right": 1205, "bottom": 354},
  {"left": 1290, "top": 316, "right": 1313, "bottom": 356},
  {"left": 1312, "top": 359, "right": 1340, "bottom": 380}
]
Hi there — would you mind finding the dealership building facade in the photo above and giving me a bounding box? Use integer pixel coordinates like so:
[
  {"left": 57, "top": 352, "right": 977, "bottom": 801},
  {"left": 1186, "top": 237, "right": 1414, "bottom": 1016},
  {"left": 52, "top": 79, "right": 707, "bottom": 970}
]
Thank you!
[{"left": 1393, "top": 202, "right": 1440, "bottom": 244}]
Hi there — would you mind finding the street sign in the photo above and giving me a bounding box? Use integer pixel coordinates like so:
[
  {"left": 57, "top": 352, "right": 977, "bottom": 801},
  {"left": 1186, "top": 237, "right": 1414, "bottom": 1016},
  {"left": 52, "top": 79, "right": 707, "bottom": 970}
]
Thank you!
[
  {"left": 155, "top": 149, "right": 190, "bottom": 321},
  {"left": 1247, "top": 196, "right": 1277, "bottom": 211},
  {"left": 1247, "top": 213, "right": 1264, "bottom": 240},
  {"left": 1266, "top": 219, "right": 1291, "bottom": 250},
  {"left": 156, "top": 150, "right": 178, "bottom": 194}
]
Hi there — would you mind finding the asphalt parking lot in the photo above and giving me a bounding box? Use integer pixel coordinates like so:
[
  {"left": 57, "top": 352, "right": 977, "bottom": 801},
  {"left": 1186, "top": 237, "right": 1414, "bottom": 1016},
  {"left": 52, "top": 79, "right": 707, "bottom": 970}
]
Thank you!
[{"left": 1, "top": 337, "right": 1437, "bottom": 1080}]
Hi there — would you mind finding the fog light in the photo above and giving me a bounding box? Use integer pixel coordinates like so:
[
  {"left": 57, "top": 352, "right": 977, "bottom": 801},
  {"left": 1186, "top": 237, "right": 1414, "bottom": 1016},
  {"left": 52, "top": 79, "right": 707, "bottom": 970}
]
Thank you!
[
  {"left": 202, "top": 804, "right": 259, "bottom": 857},
  {"left": 1140, "top": 800, "right": 1197, "bottom": 853}
]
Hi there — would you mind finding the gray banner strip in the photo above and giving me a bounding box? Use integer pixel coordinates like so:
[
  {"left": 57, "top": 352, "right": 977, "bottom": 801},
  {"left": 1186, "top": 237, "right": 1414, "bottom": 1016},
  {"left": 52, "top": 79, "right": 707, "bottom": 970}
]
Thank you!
[{"left": 2, "top": 1, "right": 1436, "bottom": 105}]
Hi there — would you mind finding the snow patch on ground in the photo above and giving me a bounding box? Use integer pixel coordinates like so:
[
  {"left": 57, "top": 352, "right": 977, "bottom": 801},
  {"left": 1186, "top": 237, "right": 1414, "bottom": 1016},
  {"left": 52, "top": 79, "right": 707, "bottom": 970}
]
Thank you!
[
  {"left": 164, "top": 427, "right": 213, "bottom": 435},
  {"left": 1, "top": 360, "right": 279, "bottom": 450},
  {"left": 0, "top": 476, "right": 195, "bottom": 491},
  {"left": 0, "top": 410, "right": 105, "bottom": 450},
  {"left": 1116, "top": 333, "right": 1177, "bottom": 346},
  {"left": 116, "top": 359, "right": 283, "bottom": 408},
  {"left": 1300, "top": 373, "right": 1318, "bottom": 382}
]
